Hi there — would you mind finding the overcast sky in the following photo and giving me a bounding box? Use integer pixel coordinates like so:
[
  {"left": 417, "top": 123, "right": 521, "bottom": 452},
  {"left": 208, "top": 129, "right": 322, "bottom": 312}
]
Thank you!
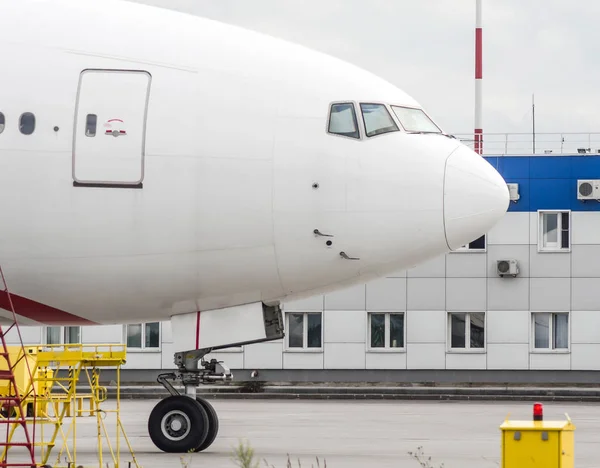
[{"left": 133, "top": 0, "right": 599, "bottom": 137}]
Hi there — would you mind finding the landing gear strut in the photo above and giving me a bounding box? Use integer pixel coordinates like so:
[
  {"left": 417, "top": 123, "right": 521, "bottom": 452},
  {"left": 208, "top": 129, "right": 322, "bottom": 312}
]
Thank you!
[{"left": 148, "top": 348, "right": 232, "bottom": 453}]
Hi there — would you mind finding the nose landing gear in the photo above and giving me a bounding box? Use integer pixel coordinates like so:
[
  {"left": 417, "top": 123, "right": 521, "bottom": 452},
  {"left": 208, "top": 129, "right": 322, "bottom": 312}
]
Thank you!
[{"left": 148, "top": 348, "right": 231, "bottom": 452}]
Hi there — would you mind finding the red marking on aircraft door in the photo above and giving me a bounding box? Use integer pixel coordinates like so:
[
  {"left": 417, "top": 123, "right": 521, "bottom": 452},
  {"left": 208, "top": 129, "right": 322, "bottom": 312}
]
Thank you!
[{"left": 72, "top": 69, "right": 151, "bottom": 188}]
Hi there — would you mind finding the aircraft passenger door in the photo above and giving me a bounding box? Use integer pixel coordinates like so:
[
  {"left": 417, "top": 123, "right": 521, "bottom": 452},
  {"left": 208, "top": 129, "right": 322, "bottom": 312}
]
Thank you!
[{"left": 73, "top": 69, "right": 151, "bottom": 188}]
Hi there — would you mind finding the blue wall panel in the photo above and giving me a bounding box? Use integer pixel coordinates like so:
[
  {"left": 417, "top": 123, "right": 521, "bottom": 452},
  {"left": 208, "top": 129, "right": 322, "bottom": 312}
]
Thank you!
[
  {"left": 529, "top": 157, "right": 572, "bottom": 179},
  {"left": 483, "top": 155, "right": 600, "bottom": 212}
]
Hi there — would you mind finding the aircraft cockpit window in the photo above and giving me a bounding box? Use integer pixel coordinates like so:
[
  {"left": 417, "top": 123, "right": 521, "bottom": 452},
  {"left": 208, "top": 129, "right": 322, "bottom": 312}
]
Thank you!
[
  {"left": 85, "top": 114, "right": 97, "bottom": 137},
  {"left": 391, "top": 106, "right": 442, "bottom": 134},
  {"left": 360, "top": 103, "right": 399, "bottom": 137},
  {"left": 0, "top": 113, "right": 4, "bottom": 134},
  {"left": 328, "top": 103, "right": 360, "bottom": 139},
  {"left": 19, "top": 112, "right": 35, "bottom": 135}
]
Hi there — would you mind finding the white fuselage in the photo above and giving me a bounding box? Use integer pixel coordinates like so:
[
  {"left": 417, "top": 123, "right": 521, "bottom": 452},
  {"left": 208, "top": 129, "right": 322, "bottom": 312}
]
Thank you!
[{"left": 0, "top": 0, "right": 509, "bottom": 326}]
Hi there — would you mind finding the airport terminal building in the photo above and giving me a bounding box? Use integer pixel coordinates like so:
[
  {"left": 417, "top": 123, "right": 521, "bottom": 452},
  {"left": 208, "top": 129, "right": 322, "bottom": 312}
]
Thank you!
[{"left": 11, "top": 153, "right": 600, "bottom": 383}]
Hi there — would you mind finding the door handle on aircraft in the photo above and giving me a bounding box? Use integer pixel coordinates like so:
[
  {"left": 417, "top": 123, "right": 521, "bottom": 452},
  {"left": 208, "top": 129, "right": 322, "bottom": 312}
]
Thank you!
[
  {"left": 340, "top": 251, "right": 360, "bottom": 261},
  {"left": 313, "top": 229, "right": 333, "bottom": 237}
]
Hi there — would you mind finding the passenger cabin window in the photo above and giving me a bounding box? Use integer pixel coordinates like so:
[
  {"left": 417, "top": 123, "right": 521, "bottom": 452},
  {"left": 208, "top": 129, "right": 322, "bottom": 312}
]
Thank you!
[
  {"left": 360, "top": 103, "right": 399, "bottom": 137},
  {"left": 328, "top": 103, "right": 359, "bottom": 139},
  {"left": 19, "top": 112, "right": 35, "bottom": 135},
  {"left": 391, "top": 106, "right": 442, "bottom": 133},
  {"left": 85, "top": 114, "right": 97, "bottom": 137},
  {"left": 0, "top": 112, "right": 4, "bottom": 134}
]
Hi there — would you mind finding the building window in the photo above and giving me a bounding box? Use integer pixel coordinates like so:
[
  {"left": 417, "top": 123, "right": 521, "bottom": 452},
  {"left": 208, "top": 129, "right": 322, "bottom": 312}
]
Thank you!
[
  {"left": 533, "top": 312, "right": 569, "bottom": 350},
  {"left": 448, "top": 312, "right": 485, "bottom": 350},
  {"left": 126, "top": 322, "right": 160, "bottom": 350},
  {"left": 368, "top": 313, "right": 405, "bottom": 350},
  {"left": 19, "top": 112, "right": 36, "bottom": 135},
  {"left": 328, "top": 103, "right": 359, "bottom": 139},
  {"left": 45, "top": 326, "right": 81, "bottom": 345},
  {"left": 539, "top": 211, "right": 570, "bottom": 251},
  {"left": 455, "top": 235, "right": 486, "bottom": 252},
  {"left": 286, "top": 312, "right": 322, "bottom": 350}
]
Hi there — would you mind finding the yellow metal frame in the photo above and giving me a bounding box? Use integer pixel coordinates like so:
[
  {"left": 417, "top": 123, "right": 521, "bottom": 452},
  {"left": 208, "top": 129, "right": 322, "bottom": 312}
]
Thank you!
[{"left": 0, "top": 344, "right": 141, "bottom": 468}]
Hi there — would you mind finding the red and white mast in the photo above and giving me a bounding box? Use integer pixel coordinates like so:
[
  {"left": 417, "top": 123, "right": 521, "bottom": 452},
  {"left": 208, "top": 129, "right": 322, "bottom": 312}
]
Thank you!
[{"left": 474, "top": 0, "right": 483, "bottom": 154}]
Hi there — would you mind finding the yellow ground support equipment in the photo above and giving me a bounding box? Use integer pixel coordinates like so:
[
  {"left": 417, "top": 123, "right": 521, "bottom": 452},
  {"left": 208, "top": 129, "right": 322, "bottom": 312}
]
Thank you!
[
  {"left": 0, "top": 344, "right": 141, "bottom": 468},
  {"left": 500, "top": 402, "right": 575, "bottom": 468}
]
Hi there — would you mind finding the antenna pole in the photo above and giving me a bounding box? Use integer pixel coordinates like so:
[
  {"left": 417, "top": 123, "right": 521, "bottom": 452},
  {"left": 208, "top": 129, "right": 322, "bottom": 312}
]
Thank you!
[
  {"left": 532, "top": 94, "right": 536, "bottom": 154},
  {"left": 474, "top": 0, "right": 483, "bottom": 154}
]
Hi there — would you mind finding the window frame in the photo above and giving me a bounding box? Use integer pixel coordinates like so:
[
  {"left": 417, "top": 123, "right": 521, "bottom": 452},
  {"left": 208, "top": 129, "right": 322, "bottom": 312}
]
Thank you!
[
  {"left": 366, "top": 312, "right": 406, "bottom": 353},
  {"left": 124, "top": 322, "right": 162, "bottom": 352},
  {"left": 359, "top": 102, "right": 400, "bottom": 139},
  {"left": 284, "top": 312, "right": 323, "bottom": 352},
  {"left": 531, "top": 312, "right": 570, "bottom": 353},
  {"left": 44, "top": 326, "right": 82, "bottom": 346},
  {"left": 447, "top": 312, "right": 486, "bottom": 353},
  {"left": 538, "top": 210, "right": 571, "bottom": 252},
  {"left": 390, "top": 105, "right": 443, "bottom": 134},
  {"left": 326, "top": 101, "right": 361, "bottom": 140},
  {"left": 452, "top": 235, "right": 487, "bottom": 253},
  {"left": 19, "top": 112, "right": 36, "bottom": 135}
]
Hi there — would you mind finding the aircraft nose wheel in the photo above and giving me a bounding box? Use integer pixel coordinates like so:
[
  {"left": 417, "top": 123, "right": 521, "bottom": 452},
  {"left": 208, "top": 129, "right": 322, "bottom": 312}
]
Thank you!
[{"left": 148, "top": 395, "right": 209, "bottom": 452}]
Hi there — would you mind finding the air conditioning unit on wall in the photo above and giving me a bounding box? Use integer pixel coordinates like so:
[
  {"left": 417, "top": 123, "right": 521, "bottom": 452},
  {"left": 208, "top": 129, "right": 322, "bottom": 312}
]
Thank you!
[
  {"left": 577, "top": 180, "right": 600, "bottom": 200},
  {"left": 506, "top": 183, "right": 520, "bottom": 202},
  {"left": 497, "top": 259, "right": 519, "bottom": 278}
]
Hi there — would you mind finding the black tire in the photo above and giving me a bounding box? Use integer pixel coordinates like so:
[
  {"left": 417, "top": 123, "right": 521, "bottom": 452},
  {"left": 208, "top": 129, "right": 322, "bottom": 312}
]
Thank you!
[
  {"left": 148, "top": 395, "right": 209, "bottom": 453},
  {"left": 194, "top": 397, "right": 219, "bottom": 452}
]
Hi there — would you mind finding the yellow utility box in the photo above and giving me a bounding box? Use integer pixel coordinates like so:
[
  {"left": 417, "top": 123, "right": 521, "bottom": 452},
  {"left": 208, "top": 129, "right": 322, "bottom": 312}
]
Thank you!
[{"left": 500, "top": 406, "right": 575, "bottom": 468}]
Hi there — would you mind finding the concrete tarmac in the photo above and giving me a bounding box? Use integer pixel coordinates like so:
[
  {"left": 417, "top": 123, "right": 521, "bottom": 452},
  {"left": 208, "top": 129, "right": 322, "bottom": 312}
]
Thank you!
[{"left": 37, "top": 399, "right": 600, "bottom": 467}]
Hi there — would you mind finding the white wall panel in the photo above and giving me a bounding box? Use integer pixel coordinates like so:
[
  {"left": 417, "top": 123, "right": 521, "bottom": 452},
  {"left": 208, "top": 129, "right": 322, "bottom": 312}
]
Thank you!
[
  {"left": 324, "top": 343, "right": 366, "bottom": 369},
  {"left": 160, "top": 341, "right": 176, "bottom": 369},
  {"left": 487, "top": 278, "right": 529, "bottom": 311},
  {"left": 6, "top": 326, "right": 41, "bottom": 345},
  {"left": 366, "top": 278, "right": 406, "bottom": 311},
  {"left": 406, "top": 343, "right": 446, "bottom": 369},
  {"left": 407, "top": 279, "right": 445, "bottom": 310},
  {"left": 488, "top": 212, "right": 530, "bottom": 245},
  {"left": 407, "top": 255, "right": 445, "bottom": 278},
  {"left": 571, "top": 212, "right": 600, "bottom": 244},
  {"left": 572, "top": 245, "right": 600, "bottom": 277},
  {"left": 571, "top": 344, "right": 600, "bottom": 370},
  {"left": 529, "top": 352, "right": 571, "bottom": 370},
  {"left": 284, "top": 295, "right": 324, "bottom": 312},
  {"left": 530, "top": 246, "right": 571, "bottom": 278},
  {"left": 82, "top": 324, "right": 122, "bottom": 344},
  {"left": 406, "top": 310, "right": 446, "bottom": 343},
  {"left": 365, "top": 352, "right": 407, "bottom": 370},
  {"left": 487, "top": 343, "right": 529, "bottom": 369},
  {"left": 486, "top": 311, "right": 530, "bottom": 344},
  {"left": 283, "top": 352, "right": 323, "bottom": 369},
  {"left": 530, "top": 278, "right": 571, "bottom": 312},
  {"left": 244, "top": 342, "right": 283, "bottom": 369},
  {"left": 572, "top": 278, "right": 600, "bottom": 310},
  {"left": 324, "top": 285, "right": 365, "bottom": 311},
  {"left": 445, "top": 352, "right": 486, "bottom": 370},
  {"left": 446, "top": 278, "right": 486, "bottom": 311},
  {"left": 324, "top": 310, "right": 366, "bottom": 343},
  {"left": 571, "top": 311, "right": 600, "bottom": 343},
  {"left": 122, "top": 351, "right": 162, "bottom": 370},
  {"left": 446, "top": 252, "right": 486, "bottom": 278}
]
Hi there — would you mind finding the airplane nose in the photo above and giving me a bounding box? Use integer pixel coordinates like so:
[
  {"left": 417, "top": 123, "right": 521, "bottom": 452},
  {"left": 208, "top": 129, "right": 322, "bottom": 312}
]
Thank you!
[{"left": 443, "top": 146, "right": 509, "bottom": 250}]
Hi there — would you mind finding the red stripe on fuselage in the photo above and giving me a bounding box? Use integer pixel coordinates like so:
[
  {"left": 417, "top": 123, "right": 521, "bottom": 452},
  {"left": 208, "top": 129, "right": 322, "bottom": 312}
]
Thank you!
[
  {"left": 0, "top": 291, "right": 97, "bottom": 325},
  {"left": 195, "top": 311, "right": 201, "bottom": 349}
]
